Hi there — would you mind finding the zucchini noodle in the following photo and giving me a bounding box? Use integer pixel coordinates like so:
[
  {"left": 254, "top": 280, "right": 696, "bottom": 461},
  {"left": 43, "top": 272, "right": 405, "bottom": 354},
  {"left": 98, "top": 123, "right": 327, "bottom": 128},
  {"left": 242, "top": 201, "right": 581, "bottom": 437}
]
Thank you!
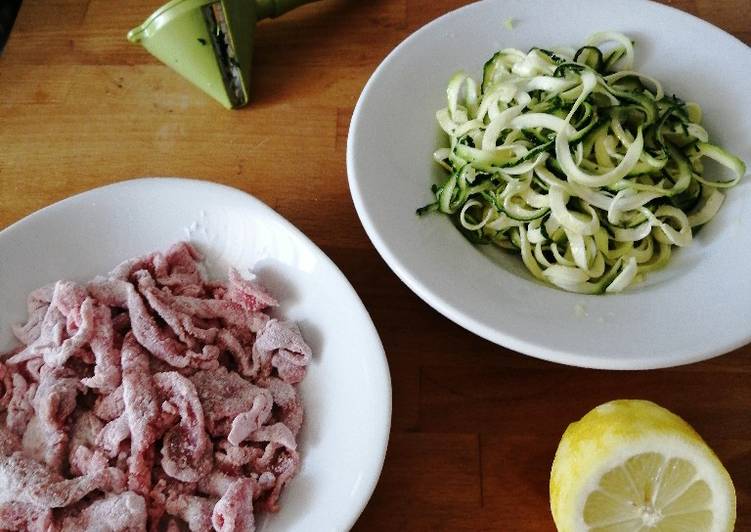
[{"left": 418, "top": 32, "right": 747, "bottom": 294}]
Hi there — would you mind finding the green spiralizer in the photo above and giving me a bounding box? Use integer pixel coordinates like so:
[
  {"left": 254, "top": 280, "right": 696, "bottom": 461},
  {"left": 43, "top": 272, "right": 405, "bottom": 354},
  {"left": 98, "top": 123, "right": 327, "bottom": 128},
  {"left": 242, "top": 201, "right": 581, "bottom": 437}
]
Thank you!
[{"left": 128, "top": 0, "right": 319, "bottom": 109}]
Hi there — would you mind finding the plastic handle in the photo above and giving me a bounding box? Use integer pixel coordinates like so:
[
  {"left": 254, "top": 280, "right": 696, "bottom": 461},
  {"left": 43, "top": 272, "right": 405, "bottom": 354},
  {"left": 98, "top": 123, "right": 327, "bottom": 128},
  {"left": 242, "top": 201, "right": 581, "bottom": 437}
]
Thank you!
[{"left": 255, "top": 0, "right": 320, "bottom": 19}]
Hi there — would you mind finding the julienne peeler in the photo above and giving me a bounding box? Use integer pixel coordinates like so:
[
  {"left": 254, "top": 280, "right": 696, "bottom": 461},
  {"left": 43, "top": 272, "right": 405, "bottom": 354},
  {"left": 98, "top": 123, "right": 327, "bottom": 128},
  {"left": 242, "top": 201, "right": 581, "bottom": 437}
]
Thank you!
[{"left": 127, "top": 0, "right": 320, "bottom": 109}]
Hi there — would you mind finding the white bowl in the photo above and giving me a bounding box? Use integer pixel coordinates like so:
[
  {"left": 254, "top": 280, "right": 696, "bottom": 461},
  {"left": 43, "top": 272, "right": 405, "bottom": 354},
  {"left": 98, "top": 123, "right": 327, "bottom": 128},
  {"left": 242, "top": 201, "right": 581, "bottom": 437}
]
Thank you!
[
  {"left": 347, "top": 0, "right": 751, "bottom": 369},
  {"left": 0, "top": 178, "right": 391, "bottom": 531}
]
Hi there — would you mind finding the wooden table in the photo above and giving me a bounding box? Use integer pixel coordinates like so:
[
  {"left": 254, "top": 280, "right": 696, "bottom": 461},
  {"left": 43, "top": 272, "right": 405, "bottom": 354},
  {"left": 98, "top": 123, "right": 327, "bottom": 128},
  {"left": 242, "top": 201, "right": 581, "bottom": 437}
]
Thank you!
[{"left": 1, "top": 1, "right": 749, "bottom": 530}]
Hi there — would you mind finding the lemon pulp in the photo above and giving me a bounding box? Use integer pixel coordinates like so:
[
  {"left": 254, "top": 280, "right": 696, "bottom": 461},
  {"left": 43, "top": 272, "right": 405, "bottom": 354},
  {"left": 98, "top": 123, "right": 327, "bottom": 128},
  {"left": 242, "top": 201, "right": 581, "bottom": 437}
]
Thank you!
[{"left": 585, "top": 452, "right": 715, "bottom": 531}]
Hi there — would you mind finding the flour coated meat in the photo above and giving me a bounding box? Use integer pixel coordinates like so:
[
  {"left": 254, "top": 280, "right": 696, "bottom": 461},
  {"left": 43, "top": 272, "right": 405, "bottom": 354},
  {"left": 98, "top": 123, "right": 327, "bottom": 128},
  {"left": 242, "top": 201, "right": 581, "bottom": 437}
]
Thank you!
[{"left": 0, "top": 242, "right": 311, "bottom": 531}]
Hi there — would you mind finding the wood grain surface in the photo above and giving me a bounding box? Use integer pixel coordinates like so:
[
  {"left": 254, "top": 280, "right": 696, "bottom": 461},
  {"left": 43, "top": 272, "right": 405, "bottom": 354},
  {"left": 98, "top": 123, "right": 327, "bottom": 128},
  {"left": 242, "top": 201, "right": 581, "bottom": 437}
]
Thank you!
[{"left": 1, "top": 1, "right": 749, "bottom": 530}]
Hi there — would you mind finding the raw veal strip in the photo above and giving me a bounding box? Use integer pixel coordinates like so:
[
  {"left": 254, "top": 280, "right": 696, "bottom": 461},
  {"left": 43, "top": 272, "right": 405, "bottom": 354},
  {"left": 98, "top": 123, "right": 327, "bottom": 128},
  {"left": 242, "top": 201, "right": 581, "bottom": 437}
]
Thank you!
[{"left": 0, "top": 242, "right": 311, "bottom": 531}]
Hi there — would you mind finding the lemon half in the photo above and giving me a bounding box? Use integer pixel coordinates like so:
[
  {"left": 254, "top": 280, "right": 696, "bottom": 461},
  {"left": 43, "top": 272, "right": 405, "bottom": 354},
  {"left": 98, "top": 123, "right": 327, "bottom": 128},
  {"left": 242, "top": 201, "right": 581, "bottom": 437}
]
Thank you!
[{"left": 550, "top": 400, "right": 736, "bottom": 532}]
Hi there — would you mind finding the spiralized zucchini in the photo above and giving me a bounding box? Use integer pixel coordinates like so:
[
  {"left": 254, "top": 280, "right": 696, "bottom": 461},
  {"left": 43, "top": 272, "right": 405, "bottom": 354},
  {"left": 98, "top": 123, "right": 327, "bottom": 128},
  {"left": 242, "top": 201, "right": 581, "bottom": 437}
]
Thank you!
[{"left": 419, "top": 32, "right": 747, "bottom": 294}]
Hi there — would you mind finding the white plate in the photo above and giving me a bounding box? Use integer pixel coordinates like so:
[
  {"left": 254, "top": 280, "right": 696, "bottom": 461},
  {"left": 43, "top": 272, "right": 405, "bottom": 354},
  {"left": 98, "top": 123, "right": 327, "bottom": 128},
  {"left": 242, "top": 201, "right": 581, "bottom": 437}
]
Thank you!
[
  {"left": 347, "top": 0, "right": 751, "bottom": 369},
  {"left": 0, "top": 178, "right": 391, "bottom": 531}
]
